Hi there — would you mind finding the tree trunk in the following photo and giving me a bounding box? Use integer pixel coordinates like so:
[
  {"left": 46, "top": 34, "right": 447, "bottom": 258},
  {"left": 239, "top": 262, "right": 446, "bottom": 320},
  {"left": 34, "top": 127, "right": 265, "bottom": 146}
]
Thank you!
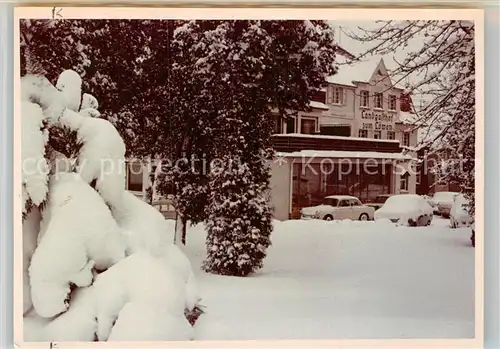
[{"left": 174, "top": 213, "right": 187, "bottom": 245}]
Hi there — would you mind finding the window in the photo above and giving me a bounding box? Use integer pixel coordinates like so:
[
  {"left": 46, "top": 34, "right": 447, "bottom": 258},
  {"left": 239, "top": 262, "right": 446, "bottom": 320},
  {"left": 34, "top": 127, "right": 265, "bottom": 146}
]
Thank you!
[
  {"left": 374, "top": 92, "right": 383, "bottom": 109},
  {"left": 387, "top": 131, "right": 395, "bottom": 140},
  {"left": 350, "top": 199, "right": 362, "bottom": 206},
  {"left": 400, "top": 173, "right": 409, "bottom": 191},
  {"left": 273, "top": 114, "right": 282, "bottom": 134},
  {"left": 286, "top": 117, "right": 296, "bottom": 133},
  {"left": 320, "top": 125, "right": 351, "bottom": 137},
  {"left": 374, "top": 130, "right": 381, "bottom": 139},
  {"left": 323, "top": 198, "right": 339, "bottom": 207},
  {"left": 339, "top": 200, "right": 350, "bottom": 207},
  {"left": 360, "top": 90, "right": 369, "bottom": 108},
  {"left": 403, "top": 132, "right": 410, "bottom": 147},
  {"left": 126, "top": 161, "right": 143, "bottom": 192},
  {"left": 358, "top": 129, "right": 368, "bottom": 138},
  {"left": 329, "top": 86, "right": 343, "bottom": 105},
  {"left": 312, "top": 90, "right": 327, "bottom": 103},
  {"left": 300, "top": 118, "right": 317, "bottom": 135},
  {"left": 389, "top": 95, "right": 397, "bottom": 111}
]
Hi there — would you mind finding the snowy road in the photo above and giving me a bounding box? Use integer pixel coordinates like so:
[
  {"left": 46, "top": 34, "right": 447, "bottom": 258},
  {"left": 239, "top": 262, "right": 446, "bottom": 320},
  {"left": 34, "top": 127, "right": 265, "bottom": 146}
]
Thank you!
[{"left": 184, "top": 216, "right": 475, "bottom": 340}]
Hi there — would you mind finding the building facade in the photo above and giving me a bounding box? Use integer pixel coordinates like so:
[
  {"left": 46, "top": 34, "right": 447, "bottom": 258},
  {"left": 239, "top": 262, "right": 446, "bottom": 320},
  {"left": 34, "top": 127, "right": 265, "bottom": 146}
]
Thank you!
[
  {"left": 268, "top": 57, "right": 419, "bottom": 220},
  {"left": 127, "top": 56, "right": 420, "bottom": 221}
]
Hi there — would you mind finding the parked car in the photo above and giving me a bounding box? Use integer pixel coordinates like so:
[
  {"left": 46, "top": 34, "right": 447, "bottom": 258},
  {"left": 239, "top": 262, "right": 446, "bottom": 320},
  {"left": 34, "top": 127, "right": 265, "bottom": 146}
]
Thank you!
[
  {"left": 366, "top": 194, "right": 393, "bottom": 211},
  {"left": 429, "top": 191, "right": 460, "bottom": 216},
  {"left": 450, "top": 193, "right": 472, "bottom": 228},
  {"left": 300, "top": 195, "right": 375, "bottom": 221},
  {"left": 374, "top": 194, "right": 434, "bottom": 227}
]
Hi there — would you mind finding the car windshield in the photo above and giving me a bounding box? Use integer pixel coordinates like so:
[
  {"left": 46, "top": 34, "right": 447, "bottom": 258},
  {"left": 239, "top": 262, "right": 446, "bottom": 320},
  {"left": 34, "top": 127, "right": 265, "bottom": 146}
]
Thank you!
[
  {"left": 375, "top": 195, "right": 389, "bottom": 203},
  {"left": 323, "top": 198, "right": 339, "bottom": 206}
]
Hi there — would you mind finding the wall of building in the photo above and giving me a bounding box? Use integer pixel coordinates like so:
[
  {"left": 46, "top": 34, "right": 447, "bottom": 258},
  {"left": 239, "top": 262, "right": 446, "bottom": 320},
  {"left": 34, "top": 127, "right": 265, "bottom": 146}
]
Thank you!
[{"left": 269, "top": 160, "right": 291, "bottom": 221}]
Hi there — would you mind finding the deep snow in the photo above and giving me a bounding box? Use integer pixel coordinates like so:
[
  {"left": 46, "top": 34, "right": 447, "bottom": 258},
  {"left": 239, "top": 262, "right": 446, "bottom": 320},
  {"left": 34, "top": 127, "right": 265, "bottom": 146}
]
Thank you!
[
  {"left": 186, "top": 217, "right": 474, "bottom": 340},
  {"left": 25, "top": 216, "right": 474, "bottom": 340}
]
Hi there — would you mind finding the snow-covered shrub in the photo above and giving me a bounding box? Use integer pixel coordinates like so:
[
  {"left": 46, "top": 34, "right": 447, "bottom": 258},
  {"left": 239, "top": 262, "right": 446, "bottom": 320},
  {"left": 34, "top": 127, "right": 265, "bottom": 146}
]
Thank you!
[
  {"left": 56, "top": 69, "right": 82, "bottom": 112},
  {"left": 93, "top": 251, "right": 190, "bottom": 341},
  {"left": 58, "top": 108, "right": 126, "bottom": 205},
  {"left": 80, "top": 93, "right": 99, "bottom": 111},
  {"left": 164, "top": 244, "right": 201, "bottom": 312},
  {"left": 79, "top": 108, "right": 101, "bottom": 118},
  {"left": 108, "top": 301, "right": 194, "bottom": 341},
  {"left": 22, "top": 65, "right": 200, "bottom": 341},
  {"left": 204, "top": 155, "right": 273, "bottom": 276},
  {"left": 110, "top": 190, "right": 173, "bottom": 257},
  {"left": 21, "top": 75, "right": 66, "bottom": 124},
  {"left": 30, "top": 172, "right": 126, "bottom": 317},
  {"left": 21, "top": 102, "right": 49, "bottom": 214},
  {"left": 23, "top": 207, "right": 41, "bottom": 314},
  {"left": 43, "top": 286, "right": 98, "bottom": 342}
]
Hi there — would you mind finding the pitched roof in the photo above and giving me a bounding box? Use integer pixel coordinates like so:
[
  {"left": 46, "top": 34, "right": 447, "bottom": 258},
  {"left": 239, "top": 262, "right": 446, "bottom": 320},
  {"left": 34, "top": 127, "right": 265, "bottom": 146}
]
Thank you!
[{"left": 327, "top": 57, "right": 405, "bottom": 90}]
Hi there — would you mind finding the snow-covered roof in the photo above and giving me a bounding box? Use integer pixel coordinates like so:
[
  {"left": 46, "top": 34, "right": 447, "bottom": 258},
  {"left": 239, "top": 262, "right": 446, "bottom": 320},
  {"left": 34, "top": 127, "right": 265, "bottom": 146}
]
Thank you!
[
  {"left": 398, "top": 111, "right": 418, "bottom": 124},
  {"left": 276, "top": 150, "right": 415, "bottom": 160},
  {"left": 309, "top": 101, "right": 330, "bottom": 110},
  {"left": 327, "top": 58, "right": 375, "bottom": 87},
  {"left": 327, "top": 57, "right": 405, "bottom": 90}
]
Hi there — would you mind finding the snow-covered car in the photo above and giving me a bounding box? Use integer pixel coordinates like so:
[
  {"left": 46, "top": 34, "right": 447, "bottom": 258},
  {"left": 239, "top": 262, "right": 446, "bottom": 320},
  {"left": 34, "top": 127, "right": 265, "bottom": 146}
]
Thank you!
[
  {"left": 374, "top": 194, "right": 434, "bottom": 227},
  {"left": 300, "top": 195, "right": 375, "bottom": 221},
  {"left": 429, "top": 191, "right": 459, "bottom": 217},
  {"left": 450, "top": 193, "right": 472, "bottom": 228},
  {"left": 365, "top": 194, "right": 393, "bottom": 211}
]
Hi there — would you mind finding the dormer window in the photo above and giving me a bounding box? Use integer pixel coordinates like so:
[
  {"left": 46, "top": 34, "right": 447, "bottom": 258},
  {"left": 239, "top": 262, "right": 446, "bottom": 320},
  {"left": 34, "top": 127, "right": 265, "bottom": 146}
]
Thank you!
[{"left": 328, "top": 86, "right": 344, "bottom": 105}]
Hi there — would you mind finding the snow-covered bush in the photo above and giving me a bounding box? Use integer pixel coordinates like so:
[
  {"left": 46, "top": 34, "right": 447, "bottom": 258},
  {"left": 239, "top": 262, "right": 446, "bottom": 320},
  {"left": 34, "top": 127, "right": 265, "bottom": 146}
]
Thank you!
[
  {"left": 56, "top": 69, "right": 82, "bottom": 112},
  {"left": 108, "top": 301, "right": 194, "bottom": 341},
  {"left": 21, "top": 102, "right": 49, "bottom": 215},
  {"left": 204, "top": 155, "right": 273, "bottom": 276},
  {"left": 42, "top": 286, "right": 98, "bottom": 342},
  {"left": 110, "top": 190, "right": 173, "bottom": 257},
  {"left": 58, "top": 107, "right": 126, "bottom": 205},
  {"left": 22, "top": 68, "right": 201, "bottom": 341},
  {"left": 23, "top": 207, "right": 41, "bottom": 314},
  {"left": 81, "top": 93, "right": 99, "bottom": 110},
  {"left": 93, "top": 251, "right": 190, "bottom": 341}
]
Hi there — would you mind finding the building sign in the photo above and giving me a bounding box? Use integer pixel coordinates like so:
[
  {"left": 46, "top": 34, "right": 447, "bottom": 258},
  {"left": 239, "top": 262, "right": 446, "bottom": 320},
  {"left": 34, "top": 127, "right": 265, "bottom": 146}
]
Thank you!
[{"left": 361, "top": 109, "right": 394, "bottom": 131}]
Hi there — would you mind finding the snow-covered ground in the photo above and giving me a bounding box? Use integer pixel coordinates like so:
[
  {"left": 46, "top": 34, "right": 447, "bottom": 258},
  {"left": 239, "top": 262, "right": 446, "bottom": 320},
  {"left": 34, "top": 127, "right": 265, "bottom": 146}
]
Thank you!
[
  {"left": 183, "top": 216, "right": 474, "bottom": 340},
  {"left": 24, "top": 215, "right": 474, "bottom": 341}
]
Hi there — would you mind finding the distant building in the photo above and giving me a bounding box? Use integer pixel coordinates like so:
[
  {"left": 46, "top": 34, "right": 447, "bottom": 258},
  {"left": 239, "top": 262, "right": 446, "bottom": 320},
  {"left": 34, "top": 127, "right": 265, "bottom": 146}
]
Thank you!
[
  {"left": 125, "top": 49, "right": 420, "bottom": 221},
  {"left": 269, "top": 51, "right": 419, "bottom": 220}
]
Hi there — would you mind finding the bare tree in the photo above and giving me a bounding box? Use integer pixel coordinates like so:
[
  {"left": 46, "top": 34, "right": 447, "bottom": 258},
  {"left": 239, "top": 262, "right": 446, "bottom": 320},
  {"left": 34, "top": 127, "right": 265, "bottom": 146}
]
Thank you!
[{"left": 345, "top": 20, "right": 475, "bottom": 212}]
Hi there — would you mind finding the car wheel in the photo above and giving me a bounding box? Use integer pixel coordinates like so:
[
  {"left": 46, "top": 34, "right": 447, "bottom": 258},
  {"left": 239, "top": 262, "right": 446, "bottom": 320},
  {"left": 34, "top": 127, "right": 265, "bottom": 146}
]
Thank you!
[
  {"left": 323, "top": 214, "right": 334, "bottom": 221},
  {"left": 359, "top": 213, "right": 369, "bottom": 221}
]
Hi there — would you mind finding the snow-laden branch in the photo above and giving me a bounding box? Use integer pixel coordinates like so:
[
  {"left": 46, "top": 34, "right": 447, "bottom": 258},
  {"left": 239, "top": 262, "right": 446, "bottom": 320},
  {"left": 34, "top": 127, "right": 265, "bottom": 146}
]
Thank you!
[
  {"left": 21, "top": 75, "right": 67, "bottom": 124},
  {"left": 21, "top": 102, "right": 49, "bottom": 212}
]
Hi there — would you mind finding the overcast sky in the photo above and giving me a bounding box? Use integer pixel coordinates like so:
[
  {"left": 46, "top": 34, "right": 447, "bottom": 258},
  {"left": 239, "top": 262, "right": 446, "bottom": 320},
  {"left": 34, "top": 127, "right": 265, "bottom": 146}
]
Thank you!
[{"left": 329, "top": 20, "right": 427, "bottom": 106}]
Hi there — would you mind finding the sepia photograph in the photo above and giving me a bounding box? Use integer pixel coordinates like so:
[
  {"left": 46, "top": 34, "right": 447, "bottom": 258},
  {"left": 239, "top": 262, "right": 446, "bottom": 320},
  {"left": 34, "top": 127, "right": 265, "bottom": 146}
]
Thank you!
[{"left": 15, "top": 7, "right": 482, "bottom": 345}]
